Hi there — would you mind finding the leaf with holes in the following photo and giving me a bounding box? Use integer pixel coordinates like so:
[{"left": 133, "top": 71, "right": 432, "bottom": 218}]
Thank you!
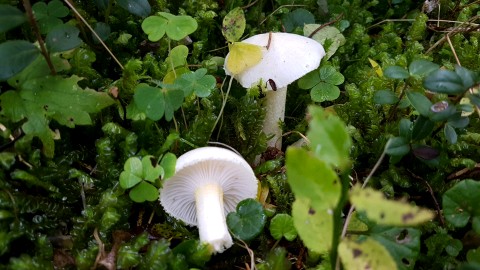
[
  {"left": 269, "top": 213, "right": 297, "bottom": 241},
  {"left": 350, "top": 185, "right": 434, "bottom": 226},
  {"left": 226, "top": 198, "right": 266, "bottom": 241},
  {"left": 443, "top": 179, "right": 480, "bottom": 233},
  {"left": 338, "top": 237, "right": 398, "bottom": 270},
  {"left": 0, "top": 75, "right": 114, "bottom": 157}
]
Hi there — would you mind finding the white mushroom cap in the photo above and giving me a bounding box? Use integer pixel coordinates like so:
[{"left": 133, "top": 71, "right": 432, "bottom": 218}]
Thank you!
[
  {"left": 224, "top": 32, "right": 325, "bottom": 90},
  {"left": 160, "top": 146, "right": 258, "bottom": 226}
]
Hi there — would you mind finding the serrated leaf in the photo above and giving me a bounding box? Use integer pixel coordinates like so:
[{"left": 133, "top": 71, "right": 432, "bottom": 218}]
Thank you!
[
  {"left": 46, "top": 24, "right": 82, "bottom": 53},
  {"left": 338, "top": 237, "right": 398, "bottom": 270},
  {"left": 443, "top": 179, "right": 480, "bottom": 232},
  {"left": 306, "top": 106, "right": 351, "bottom": 169},
  {"left": 384, "top": 66, "right": 410, "bottom": 80},
  {"left": 221, "top": 7, "right": 245, "bottom": 42},
  {"left": 226, "top": 198, "right": 266, "bottom": 241},
  {"left": 424, "top": 69, "right": 466, "bottom": 94},
  {"left": 129, "top": 181, "right": 159, "bottom": 203},
  {"left": 406, "top": 91, "right": 432, "bottom": 117},
  {"left": 374, "top": 90, "right": 399, "bottom": 105},
  {"left": 0, "top": 5, "right": 26, "bottom": 33},
  {"left": 269, "top": 213, "right": 297, "bottom": 241},
  {"left": 175, "top": 68, "right": 216, "bottom": 97},
  {"left": 408, "top": 60, "right": 439, "bottom": 76},
  {"left": 117, "top": 0, "right": 151, "bottom": 17},
  {"left": 0, "top": 40, "right": 40, "bottom": 80},
  {"left": 311, "top": 82, "right": 340, "bottom": 102},
  {"left": 350, "top": 185, "right": 434, "bottom": 226},
  {"left": 282, "top": 8, "right": 315, "bottom": 32}
]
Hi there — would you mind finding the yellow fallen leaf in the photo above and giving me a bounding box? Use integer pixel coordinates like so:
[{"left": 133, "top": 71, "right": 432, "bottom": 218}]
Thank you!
[{"left": 226, "top": 42, "right": 263, "bottom": 75}]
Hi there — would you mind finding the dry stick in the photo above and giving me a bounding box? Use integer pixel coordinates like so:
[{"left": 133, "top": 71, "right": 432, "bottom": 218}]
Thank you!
[
  {"left": 425, "top": 16, "right": 480, "bottom": 54},
  {"left": 63, "top": 0, "right": 124, "bottom": 70},
  {"left": 23, "top": 0, "right": 56, "bottom": 75},
  {"left": 211, "top": 76, "right": 234, "bottom": 136},
  {"left": 237, "top": 239, "right": 256, "bottom": 270},
  {"left": 369, "top": 18, "right": 480, "bottom": 30},
  {"left": 242, "top": 0, "right": 260, "bottom": 9},
  {"left": 447, "top": 163, "right": 480, "bottom": 180}
]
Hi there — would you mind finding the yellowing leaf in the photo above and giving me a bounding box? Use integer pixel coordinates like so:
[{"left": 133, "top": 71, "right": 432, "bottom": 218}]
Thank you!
[
  {"left": 338, "top": 237, "right": 398, "bottom": 270},
  {"left": 226, "top": 42, "right": 263, "bottom": 75},
  {"left": 368, "top": 58, "right": 383, "bottom": 77},
  {"left": 350, "top": 185, "right": 434, "bottom": 226}
]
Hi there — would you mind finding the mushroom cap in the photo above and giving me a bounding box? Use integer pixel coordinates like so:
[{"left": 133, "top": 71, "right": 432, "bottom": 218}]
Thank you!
[
  {"left": 224, "top": 32, "right": 325, "bottom": 90},
  {"left": 159, "top": 147, "right": 258, "bottom": 226}
]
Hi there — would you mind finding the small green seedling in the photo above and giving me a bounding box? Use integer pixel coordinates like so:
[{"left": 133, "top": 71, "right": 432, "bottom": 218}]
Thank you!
[{"left": 269, "top": 213, "right": 297, "bottom": 241}]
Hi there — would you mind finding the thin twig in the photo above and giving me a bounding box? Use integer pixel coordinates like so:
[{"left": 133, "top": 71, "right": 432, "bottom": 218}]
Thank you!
[
  {"left": 259, "top": 5, "right": 306, "bottom": 26},
  {"left": 446, "top": 35, "right": 461, "bottom": 66},
  {"left": 237, "top": 239, "right": 256, "bottom": 270},
  {"left": 23, "top": 0, "right": 56, "bottom": 75},
  {"left": 308, "top": 13, "right": 344, "bottom": 38},
  {"left": 63, "top": 0, "right": 124, "bottom": 70},
  {"left": 211, "top": 76, "right": 234, "bottom": 136},
  {"left": 242, "top": 0, "right": 260, "bottom": 9}
]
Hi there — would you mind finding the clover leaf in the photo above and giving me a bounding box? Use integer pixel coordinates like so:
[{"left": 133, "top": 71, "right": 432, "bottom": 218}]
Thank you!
[
  {"left": 175, "top": 68, "right": 216, "bottom": 97},
  {"left": 133, "top": 83, "right": 184, "bottom": 121},
  {"left": 269, "top": 213, "right": 297, "bottom": 241},
  {"left": 142, "top": 12, "right": 198, "bottom": 41},
  {"left": 227, "top": 198, "right": 266, "bottom": 241},
  {"left": 298, "top": 65, "right": 344, "bottom": 102},
  {"left": 32, "top": 0, "right": 69, "bottom": 34}
]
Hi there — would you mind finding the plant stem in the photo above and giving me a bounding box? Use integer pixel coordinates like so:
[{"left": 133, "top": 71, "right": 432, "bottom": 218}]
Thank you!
[{"left": 23, "top": 0, "right": 56, "bottom": 75}]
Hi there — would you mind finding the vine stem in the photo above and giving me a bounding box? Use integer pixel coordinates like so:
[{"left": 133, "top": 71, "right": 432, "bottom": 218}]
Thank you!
[{"left": 23, "top": 0, "right": 56, "bottom": 75}]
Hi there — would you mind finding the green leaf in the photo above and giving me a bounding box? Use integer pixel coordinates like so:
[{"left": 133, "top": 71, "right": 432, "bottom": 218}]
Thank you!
[
  {"left": 0, "top": 5, "right": 26, "bottom": 33},
  {"left": 311, "top": 82, "right": 340, "bottom": 102},
  {"left": 292, "top": 196, "right": 334, "bottom": 253},
  {"left": 338, "top": 237, "right": 398, "bottom": 270},
  {"left": 221, "top": 7, "right": 245, "bottom": 43},
  {"left": 160, "top": 153, "right": 176, "bottom": 180},
  {"left": 320, "top": 65, "right": 344, "bottom": 85},
  {"left": 385, "top": 137, "right": 410, "bottom": 156},
  {"left": 350, "top": 185, "right": 435, "bottom": 226},
  {"left": 129, "top": 181, "right": 159, "bottom": 203},
  {"left": 32, "top": 0, "right": 69, "bottom": 34},
  {"left": 384, "top": 66, "right": 410, "bottom": 80},
  {"left": 165, "top": 45, "right": 189, "bottom": 72},
  {"left": 133, "top": 83, "right": 184, "bottom": 121},
  {"left": 46, "top": 24, "right": 82, "bottom": 53},
  {"left": 92, "top": 22, "right": 111, "bottom": 43},
  {"left": 398, "top": 119, "right": 412, "bottom": 141},
  {"left": 117, "top": 0, "right": 151, "bottom": 17},
  {"left": 368, "top": 226, "right": 422, "bottom": 270},
  {"left": 120, "top": 157, "right": 143, "bottom": 189},
  {"left": 447, "top": 113, "right": 469, "bottom": 128},
  {"left": 423, "top": 69, "right": 466, "bottom": 94},
  {"left": 172, "top": 240, "right": 211, "bottom": 267},
  {"left": 226, "top": 198, "right": 266, "bottom": 241},
  {"left": 411, "top": 116, "right": 434, "bottom": 141},
  {"left": 443, "top": 179, "right": 480, "bottom": 232},
  {"left": 142, "top": 13, "right": 197, "bottom": 42},
  {"left": 408, "top": 60, "right": 439, "bottom": 76},
  {"left": 455, "top": 65, "right": 478, "bottom": 89},
  {"left": 306, "top": 105, "right": 351, "bottom": 169},
  {"left": 269, "top": 213, "right": 297, "bottom": 241},
  {"left": 304, "top": 24, "right": 345, "bottom": 60},
  {"left": 444, "top": 124, "right": 457, "bottom": 144},
  {"left": 298, "top": 69, "right": 321, "bottom": 89},
  {"left": 374, "top": 90, "right": 399, "bottom": 105},
  {"left": 405, "top": 91, "right": 432, "bottom": 117},
  {"left": 282, "top": 8, "right": 315, "bottom": 32},
  {"left": 175, "top": 68, "right": 216, "bottom": 97},
  {"left": 141, "top": 156, "right": 162, "bottom": 183},
  {"left": 0, "top": 40, "right": 40, "bottom": 80}
]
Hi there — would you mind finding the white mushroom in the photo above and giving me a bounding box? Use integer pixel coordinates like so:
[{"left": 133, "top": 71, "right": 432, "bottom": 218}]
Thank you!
[
  {"left": 159, "top": 146, "right": 258, "bottom": 253},
  {"left": 224, "top": 32, "right": 325, "bottom": 149}
]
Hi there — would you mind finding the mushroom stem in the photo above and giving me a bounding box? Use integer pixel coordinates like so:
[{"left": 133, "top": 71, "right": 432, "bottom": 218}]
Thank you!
[
  {"left": 195, "top": 183, "right": 233, "bottom": 253},
  {"left": 263, "top": 86, "right": 287, "bottom": 149}
]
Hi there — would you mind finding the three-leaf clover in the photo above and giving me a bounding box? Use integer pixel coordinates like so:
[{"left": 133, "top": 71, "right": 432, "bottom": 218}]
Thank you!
[
  {"left": 142, "top": 12, "right": 198, "bottom": 41},
  {"left": 298, "top": 65, "right": 344, "bottom": 102},
  {"left": 175, "top": 68, "right": 216, "bottom": 97}
]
